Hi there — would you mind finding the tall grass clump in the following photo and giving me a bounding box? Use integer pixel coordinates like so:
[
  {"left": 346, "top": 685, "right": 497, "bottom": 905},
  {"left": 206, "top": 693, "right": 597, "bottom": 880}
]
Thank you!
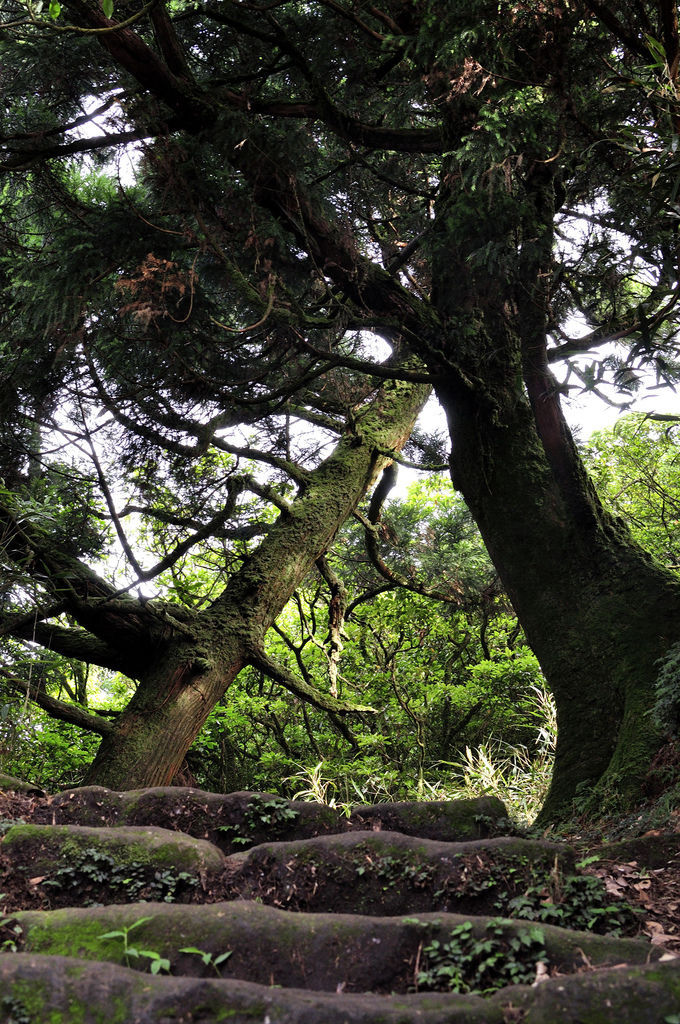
[{"left": 441, "top": 684, "right": 557, "bottom": 824}]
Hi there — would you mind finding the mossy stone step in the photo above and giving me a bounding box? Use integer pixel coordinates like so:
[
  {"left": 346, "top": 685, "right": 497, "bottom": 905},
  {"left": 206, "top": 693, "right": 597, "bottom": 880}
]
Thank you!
[
  {"left": 591, "top": 832, "right": 680, "bottom": 870},
  {"left": 2, "top": 952, "right": 680, "bottom": 1023},
  {"left": 222, "top": 831, "right": 575, "bottom": 916},
  {"left": 11, "top": 900, "right": 660, "bottom": 992},
  {"left": 0, "top": 774, "right": 45, "bottom": 796},
  {"left": 32, "top": 786, "right": 508, "bottom": 850},
  {"left": 1, "top": 823, "right": 225, "bottom": 901}
]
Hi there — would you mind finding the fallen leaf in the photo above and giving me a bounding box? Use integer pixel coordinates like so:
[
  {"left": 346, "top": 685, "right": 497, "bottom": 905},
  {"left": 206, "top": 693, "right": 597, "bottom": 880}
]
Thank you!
[
  {"left": 532, "top": 961, "right": 550, "bottom": 985},
  {"left": 633, "top": 879, "right": 652, "bottom": 891}
]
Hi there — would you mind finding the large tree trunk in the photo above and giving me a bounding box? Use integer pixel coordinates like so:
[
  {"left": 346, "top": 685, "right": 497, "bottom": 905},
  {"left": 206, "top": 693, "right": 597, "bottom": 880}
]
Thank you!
[
  {"left": 438, "top": 373, "right": 680, "bottom": 820},
  {"left": 426, "top": 167, "right": 680, "bottom": 819},
  {"left": 430, "top": 175, "right": 680, "bottom": 820},
  {"left": 83, "top": 366, "right": 429, "bottom": 790}
]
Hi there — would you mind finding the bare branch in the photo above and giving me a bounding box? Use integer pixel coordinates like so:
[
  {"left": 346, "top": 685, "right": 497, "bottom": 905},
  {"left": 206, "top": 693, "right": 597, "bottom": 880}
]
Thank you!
[
  {"left": 247, "top": 646, "right": 377, "bottom": 715},
  {"left": 0, "top": 668, "right": 114, "bottom": 736}
]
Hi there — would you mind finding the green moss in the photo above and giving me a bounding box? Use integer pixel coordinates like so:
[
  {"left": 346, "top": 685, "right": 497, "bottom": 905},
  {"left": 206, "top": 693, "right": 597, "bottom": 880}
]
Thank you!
[
  {"left": 17, "top": 914, "right": 129, "bottom": 964},
  {"left": 1, "top": 979, "right": 129, "bottom": 1024},
  {"left": 3, "top": 823, "right": 221, "bottom": 878}
]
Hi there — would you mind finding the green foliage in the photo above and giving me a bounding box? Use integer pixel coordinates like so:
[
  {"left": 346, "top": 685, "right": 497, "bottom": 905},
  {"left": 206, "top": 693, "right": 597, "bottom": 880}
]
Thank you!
[
  {"left": 584, "top": 416, "right": 680, "bottom": 568},
  {"left": 653, "top": 641, "right": 680, "bottom": 735},
  {"left": 181, "top": 474, "right": 550, "bottom": 812},
  {"left": 0, "top": 818, "right": 24, "bottom": 836},
  {"left": 0, "top": 995, "right": 31, "bottom": 1024},
  {"left": 0, "top": 698, "right": 104, "bottom": 792},
  {"left": 355, "top": 854, "right": 434, "bottom": 891},
  {"left": 216, "top": 794, "right": 299, "bottom": 847},
  {"left": 179, "top": 946, "right": 233, "bottom": 975},
  {"left": 416, "top": 919, "right": 547, "bottom": 994},
  {"left": 0, "top": 895, "right": 23, "bottom": 952},
  {"left": 504, "top": 873, "right": 638, "bottom": 937},
  {"left": 40, "top": 847, "right": 197, "bottom": 905},
  {"left": 99, "top": 917, "right": 171, "bottom": 975}
]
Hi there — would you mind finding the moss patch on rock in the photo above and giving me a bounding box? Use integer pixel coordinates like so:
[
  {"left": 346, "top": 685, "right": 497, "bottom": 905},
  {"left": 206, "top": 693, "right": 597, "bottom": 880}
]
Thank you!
[
  {"left": 223, "top": 831, "right": 577, "bottom": 917},
  {"left": 11, "top": 901, "right": 659, "bottom": 992},
  {"left": 2, "top": 953, "right": 680, "bottom": 1024},
  {"left": 0, "top": 775, "right": 45, "bottom": 796},
  {"left": 33, "top": 788, "right": 510, "bottom": 852},
  {"left": 349, "top": 797, "right": 509, "bottom": 841}
]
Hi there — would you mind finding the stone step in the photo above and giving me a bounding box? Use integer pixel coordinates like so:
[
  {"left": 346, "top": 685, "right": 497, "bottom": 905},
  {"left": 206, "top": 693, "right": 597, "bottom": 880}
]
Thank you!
[
  {"left": 30, "top": 786, "right": 509, "bottom": 850},
  {"left": 10, "top": 900, "right": 660, "bottom": 992},
  {"left": 222, "top": 830, "right": 576, "bottom": 917},
  {"left": 1, "top": 822, "right": 574, "bottom": 917},
  {"left": 0, "top": 823, "right": 225, "bottom": 907},
  {"left": 1, "top": 952, "right": 679, "bottom": 1023}
]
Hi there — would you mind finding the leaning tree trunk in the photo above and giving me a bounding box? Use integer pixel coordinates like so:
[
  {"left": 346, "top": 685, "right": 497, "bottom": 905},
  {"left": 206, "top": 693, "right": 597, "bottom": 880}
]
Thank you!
[{"left": 83, "top": 365, "right": 429, "bottom": 790}]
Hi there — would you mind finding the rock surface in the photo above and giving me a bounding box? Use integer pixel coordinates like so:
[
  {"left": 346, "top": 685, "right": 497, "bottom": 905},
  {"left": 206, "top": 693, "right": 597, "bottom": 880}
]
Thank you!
[
  {"left": 2, "top": 953, "right": 680, "bottom": 1023},
  {"left": 0, "top": 782, "right": 678, "bottom": 1022}
]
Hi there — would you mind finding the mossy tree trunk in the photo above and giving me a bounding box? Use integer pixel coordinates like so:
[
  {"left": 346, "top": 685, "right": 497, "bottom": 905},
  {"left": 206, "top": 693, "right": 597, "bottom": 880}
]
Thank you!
[
  {"left": 431, "top": 176, "right": 680, "bottom": 820},
  {"left": 82, "top": 368, "right": 429, "bottom": 790},
  {"left": 439, "top": 373, "right": 680, "bottom": 819}
]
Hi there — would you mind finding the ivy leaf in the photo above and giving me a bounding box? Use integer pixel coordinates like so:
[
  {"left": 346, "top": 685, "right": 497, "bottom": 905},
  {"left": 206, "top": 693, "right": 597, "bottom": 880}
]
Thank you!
[{"left": 48, "top": 0, "right": 61, "bottom": 19}]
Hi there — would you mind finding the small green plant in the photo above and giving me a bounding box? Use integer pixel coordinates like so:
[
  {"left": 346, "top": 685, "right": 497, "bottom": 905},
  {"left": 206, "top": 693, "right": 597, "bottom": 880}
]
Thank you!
[
  {"left": 653, "top": 641, "right": 680, "bottom": 734},
  {"left": 217, "top": 794, "right": 299, "bottom": 847},
  {"left": 503, "top": 873, "right": 638, "bottom": 936},
  {"left": 356, "top": 853, "right": 434, "bottom": 892},
  {"left": 99, "top": 916, "right": 170, "bottom": 974},
  {"left": 179, "top": 945, "right": 233, "bottom": 975},
  {"left": 1, "top": 995, "right": 31, "bottom": 1024},
  {"left": 436, "top": 683, "right": 557, "bottom": 825},
  {"left": 0, "top": 896, "right": 22, "bottom": 952},
  {"left": 287, "top": 761, "right": 337, "bottom": 804},
  {"left": 0, "top": 818, "right": 24, "bottom": 836},
  {"left": 415, "top": 919, "right": 548, "bottom": 994},
  {"left": 40, "top": 847, "right": 197, "bottom": 904}
]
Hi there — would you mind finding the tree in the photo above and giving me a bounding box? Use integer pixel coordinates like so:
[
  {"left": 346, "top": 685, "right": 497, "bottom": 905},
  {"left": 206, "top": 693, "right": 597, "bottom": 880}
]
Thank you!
[
  {"left": 583, "top": 414, "right": 680, "bottom": 568},
  {"left": 0, "top": 329, "right": 428, "bottom": 789},
  {"left": 2, "top": 0, "right": 680, "bottom": 817},
  {"left": 0, "top": 89, "right": 431, "bottom": 787}
]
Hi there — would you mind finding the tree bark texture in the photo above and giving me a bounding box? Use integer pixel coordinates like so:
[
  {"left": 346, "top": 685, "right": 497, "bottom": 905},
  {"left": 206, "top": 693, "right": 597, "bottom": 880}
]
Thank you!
[
  {"left": 438, "top": 373, "right": 680, "bottom": 819},
  {"left": 83, "top": 369, "right": 429, "bottom": 790},
  {"left": 430, "top": 179, "right": 680, "bottom": 819}
]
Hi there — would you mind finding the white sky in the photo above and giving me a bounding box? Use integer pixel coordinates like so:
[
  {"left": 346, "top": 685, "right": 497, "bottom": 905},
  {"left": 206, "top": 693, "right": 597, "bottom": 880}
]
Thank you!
[{"left": 391, "top": 370, "right": 680, "bottom": 499}]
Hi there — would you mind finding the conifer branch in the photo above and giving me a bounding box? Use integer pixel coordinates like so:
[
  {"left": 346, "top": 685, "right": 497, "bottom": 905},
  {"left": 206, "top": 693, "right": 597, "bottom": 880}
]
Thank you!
[{"left": 247, "top": 647, "right": 377, "bottom": 715}]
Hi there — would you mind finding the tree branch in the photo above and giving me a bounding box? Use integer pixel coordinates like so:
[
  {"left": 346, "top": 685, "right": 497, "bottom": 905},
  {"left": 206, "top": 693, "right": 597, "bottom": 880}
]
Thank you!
[
  {"left": 1, "top": 128, "right": 151, "bottom": 171},
  {"left": 355, "top": 508, "right": 464, "bottom": 605},
  {"left": 247, "top": 646, "right": 377, "bottom": 715},
  {"left": 0, "top": 668, "right": 114, "bottom": 736}
]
